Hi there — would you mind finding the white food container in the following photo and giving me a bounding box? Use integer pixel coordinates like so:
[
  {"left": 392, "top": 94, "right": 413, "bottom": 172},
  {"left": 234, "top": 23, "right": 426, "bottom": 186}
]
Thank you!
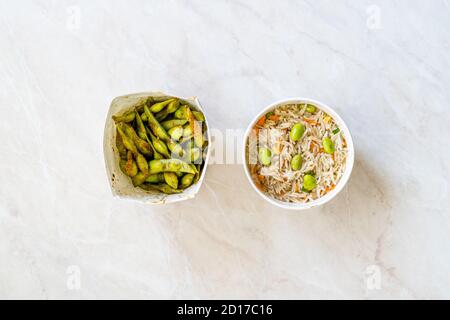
[
  {"left": 242, "top": 97, "right": 355, "bottom": 210},
  {"left": 103, "top": 92, "right": 210, "bottom": 204}
]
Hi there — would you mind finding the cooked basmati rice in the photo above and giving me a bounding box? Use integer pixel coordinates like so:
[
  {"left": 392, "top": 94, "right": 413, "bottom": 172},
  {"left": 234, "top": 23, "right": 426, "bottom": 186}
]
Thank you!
[{"left": 247, "top": 103, "right": 347, "bottom": 203}]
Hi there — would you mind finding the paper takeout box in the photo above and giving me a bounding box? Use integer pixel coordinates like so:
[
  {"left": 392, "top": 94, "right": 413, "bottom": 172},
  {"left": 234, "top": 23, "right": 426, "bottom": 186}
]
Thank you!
[{"left": 103, "top": 92, "right": 210, "bottom": 204}]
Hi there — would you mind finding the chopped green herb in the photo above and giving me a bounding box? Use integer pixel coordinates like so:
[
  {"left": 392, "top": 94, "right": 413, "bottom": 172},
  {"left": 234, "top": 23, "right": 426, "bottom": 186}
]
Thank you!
[{"left": 332, "top": 128, "right": 340, "bottom": 134}]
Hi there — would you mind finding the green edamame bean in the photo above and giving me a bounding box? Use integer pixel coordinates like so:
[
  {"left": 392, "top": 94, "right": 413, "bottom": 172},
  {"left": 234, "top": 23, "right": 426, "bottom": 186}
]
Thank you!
[
  {"left": 290, "top": 123, "right": 306, "bottom": 142},
  {"left": 306, "top": 104, "right": 317, "bottom": 113},
  {"left": 258, "top": 147, "right": 272, "bottom": 166},
  {"left": 168, "top": 126, "right": 184, "bottom": 141},
  {"left": 112, "top": 111, "right": 135, "bottom": 123},
  {"left": 322, "top": 137, "right": 335, "bottom": 154},
  {"left": 149, "top": 98, "right": 175, "bottom": 113},
  {"left": 302, "top": 174, "right": 317, "bottom": 192},
  {"left": 164, "top": 172, "right": 178, "bottom": 189},
  {"left": 291, "top": 154, "right": 303, "bottom": 171},
  {"left": 181, "top": 173, "right": 195, "bottom": 188},
  {"left": 148, "top": 159, "right": 196, "bottom": 174},
  {"left": 161, "top": 119, "right": 188, "bottom": 131}
]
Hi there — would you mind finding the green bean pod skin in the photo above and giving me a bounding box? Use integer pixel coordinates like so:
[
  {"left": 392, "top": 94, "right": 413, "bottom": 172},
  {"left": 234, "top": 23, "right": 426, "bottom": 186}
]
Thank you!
[
  {"left": 132, "top": 172, "right": 148, "bottom": 187},
  {"left": 145, "top": 173, "right": 165, "bottom": 184},
  {"left": 149, "top": 98, "right": 175, "bottom": 113},
  {"left": 123, "top": 123, "right": 153, "bottom": 157},
  {"left": 144, "top": 106, "right": 171, "bottom": 142},
  {"left": 180, "top": 173, "right": 195, "bottom": 188},
  {"left": 117, "top": 125, "right": 138, "bottom": 154},
  {"left": 148, "top": 159, "right": 196, "bottom": 174},
  {"left": 139, "top": 183, "right": 182, "bottom": 194},
  {"left": 167, "top": 99, "right": 180, "bottom": 113},
  {"left": 135, "top": 152, "right": 149, "bottom": 174},
  {"left": 161, "top": 119, "right": 188, "bottom": 131},
  {"left": 120, "top": 158, "right": 138, "bottom": 177},
  {"left": 174, "top": 105, "right": 189, "bottom": 119},
  {"left": 168, "top": 126, "right": 184, "bottom": 141},
  {"left": 164, "top": 172, "right": 179, "bottom": 189},
  {"left": 112, "top": 111, "right": 135, "bottom": 123},
  {"left": 116, "top": 129, "right": 127, "bottom": 158}
]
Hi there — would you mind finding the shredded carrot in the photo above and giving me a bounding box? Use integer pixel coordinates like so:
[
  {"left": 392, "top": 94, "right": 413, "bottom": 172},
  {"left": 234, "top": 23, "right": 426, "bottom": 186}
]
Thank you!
[
  {"left": 303, "top": 118, "right": 319, "bottom": 126},
  {"left": 324, "top": 184, "right": 335, "bottom": 194},
  {"left": 331, "top": 153, "right": 335, "bottom": 162},
  {"left": 319, "top": 147, "right": 324, "bottom": 153},
  {"left": 257, "top": 174, "right": 265, "bottom": 182},
  {"left": 254, "top": 181, "right": 265, "bottom": 192},
  {"left": 268, "top": 114, "right": 279, "bottom": 122},
  {"left": 256, "top": 116, "right": 266, "bottom": 127},
  {"left": 342, "top": 138, "right": 347, "bottom": 148}
]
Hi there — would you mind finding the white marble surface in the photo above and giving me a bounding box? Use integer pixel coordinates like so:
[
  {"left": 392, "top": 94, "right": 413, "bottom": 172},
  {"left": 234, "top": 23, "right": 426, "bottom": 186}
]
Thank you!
[{"left": 1, "top": 0, "right": 449, "bottom": 299}]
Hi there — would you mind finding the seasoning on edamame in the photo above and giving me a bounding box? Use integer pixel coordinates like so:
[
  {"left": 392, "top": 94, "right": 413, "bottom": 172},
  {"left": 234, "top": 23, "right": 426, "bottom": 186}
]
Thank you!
[{"left": 113, "top": 97, "right": 208, "bottom": 194}]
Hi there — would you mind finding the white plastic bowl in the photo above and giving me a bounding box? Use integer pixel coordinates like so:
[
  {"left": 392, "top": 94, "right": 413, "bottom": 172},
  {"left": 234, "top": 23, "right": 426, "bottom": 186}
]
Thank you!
[{"left": 242, "top": 97, "right": 355, "bottom": 210}]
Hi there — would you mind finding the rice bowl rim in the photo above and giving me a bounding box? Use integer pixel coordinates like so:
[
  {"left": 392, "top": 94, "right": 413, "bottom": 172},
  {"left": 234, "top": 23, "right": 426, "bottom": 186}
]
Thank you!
[{"left": 242, "top": 97, "right": 355, "bottom": 210}]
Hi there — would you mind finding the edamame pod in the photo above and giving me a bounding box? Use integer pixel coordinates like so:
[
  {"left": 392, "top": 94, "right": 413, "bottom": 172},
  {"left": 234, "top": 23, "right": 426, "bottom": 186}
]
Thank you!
[
  {"left": 145, "top": 173, "right": 165, "bottom": 184},
  {"left": 120, "top": 158, "right": 137, "bottom": 177},
  {"left": 148, "top": 159, "right": 196, "bottom": 174},
  {"left": 168, "top": 126, "right": 184, "bottom": 141},
  {"left": 166, "top": 99, "right": 180, "bottom": 113},
  {"left": 146, "top": 127, "right": 170, "bottom": 158},
  {"left": 112, "top": 111, "right": 135, "bottom": 123},
  {"left": 135, "top": 152, "right": 149, "bottom": 174},
  {"left": 132, "top": 171, "right": 148, "bottom": 187},
  {"left": 174, "top": 105, "right": 189, "bottom": 119},
  {"left": 122, "top": 123, "right": 153, "bottom": 156},
  {"left": 186, "top": 107, "right": 203, "bottom": 148},
  {"left": 117, "top": 125, "right": 138, "bottom": 154},
  {"left": 180, "top": 173, "right": 195, "bottom": 188},
  {"left": 144, "top": 105, "right": 171, "bottom": 142},
  {"left": 192, "top": 111, "right": 205, "bottom": 122},
  {"left": 149, "top": 98, "right": 175, "bottom": 113},
  {"left": 164, "top": 172, "right": 179, "bottom": 189},
  {"left": 161, "top": 119, "right": 188, "bottom": 130},
  {"left": 116, "top": 129, "right": 127, "bottom": 158},
  {"left": 139, "top": 183, "right": 182, "bottom": 194}
]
